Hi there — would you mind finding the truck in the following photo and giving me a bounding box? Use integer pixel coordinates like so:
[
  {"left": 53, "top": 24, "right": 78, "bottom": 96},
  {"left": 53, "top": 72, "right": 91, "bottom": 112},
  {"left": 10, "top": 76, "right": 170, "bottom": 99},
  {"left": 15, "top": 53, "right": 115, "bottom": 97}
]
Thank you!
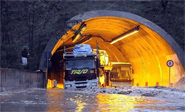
[
  {"left": 109, "top": 62, "right": 133, "bottom": 87},
  {"left": 63, "top": 44, "right": 99, "bottom": 89},
  {"left": 63, "top": 44, "right": 133, "bottom": 89}
]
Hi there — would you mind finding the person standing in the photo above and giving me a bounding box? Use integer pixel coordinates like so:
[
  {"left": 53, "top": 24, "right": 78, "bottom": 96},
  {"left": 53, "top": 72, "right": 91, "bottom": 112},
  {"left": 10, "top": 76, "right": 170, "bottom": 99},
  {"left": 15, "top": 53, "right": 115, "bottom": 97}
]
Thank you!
[{"left": 21, "top": 46, "right": 29, "bottom": 69}]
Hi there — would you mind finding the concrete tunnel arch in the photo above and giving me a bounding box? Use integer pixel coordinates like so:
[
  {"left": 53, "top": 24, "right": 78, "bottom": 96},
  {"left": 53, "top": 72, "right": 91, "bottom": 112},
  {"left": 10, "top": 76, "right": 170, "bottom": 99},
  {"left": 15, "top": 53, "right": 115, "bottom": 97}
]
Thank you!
[{"left": 40, "top": 10, "right": 185, "bottom": 87}]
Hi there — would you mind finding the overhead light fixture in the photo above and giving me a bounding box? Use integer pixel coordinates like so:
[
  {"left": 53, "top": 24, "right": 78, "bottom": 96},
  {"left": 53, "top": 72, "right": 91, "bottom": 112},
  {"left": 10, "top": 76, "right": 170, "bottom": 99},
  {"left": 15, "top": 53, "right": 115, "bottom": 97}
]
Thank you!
[
  {"left": 110, "top": 25, "right": 139, "bottom": 44},
  {"left": 72, "top": 23, "right": 86, "bottom": 43}
]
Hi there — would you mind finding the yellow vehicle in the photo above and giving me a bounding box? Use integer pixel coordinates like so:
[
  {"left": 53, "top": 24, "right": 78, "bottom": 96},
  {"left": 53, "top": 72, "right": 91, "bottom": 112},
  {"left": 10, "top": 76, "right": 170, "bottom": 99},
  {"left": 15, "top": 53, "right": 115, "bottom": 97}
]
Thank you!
[
  {"left": 93, "top": 49, "right": 109, "bottom": 66},
  {"left": 93, "top": 49, "right": 111, "bottom": 87},
  {"left": 92, "top": 49, "right": 134, "bottom": 88},
  {"left": 110, "top": 62, "right": 133, "bottom": 87}
]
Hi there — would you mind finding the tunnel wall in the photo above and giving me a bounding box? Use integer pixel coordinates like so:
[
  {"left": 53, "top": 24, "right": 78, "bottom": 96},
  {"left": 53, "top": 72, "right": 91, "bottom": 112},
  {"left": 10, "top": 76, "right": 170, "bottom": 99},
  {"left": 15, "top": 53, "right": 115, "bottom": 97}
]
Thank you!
[
  {"left": 39, "top": 10, "right": 185, "bottom": 71},
  {"left": 68, "top": 10, "right": 185, "bottom": 69},
  {"left": 0, "top": 68, "right": 45, "bottom": 92}
]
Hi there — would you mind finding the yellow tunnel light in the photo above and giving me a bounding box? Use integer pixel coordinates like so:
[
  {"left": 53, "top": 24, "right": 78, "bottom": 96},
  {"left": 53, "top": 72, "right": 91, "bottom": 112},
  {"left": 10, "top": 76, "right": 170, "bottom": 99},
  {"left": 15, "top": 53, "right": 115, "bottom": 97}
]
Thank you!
[{"left": 110, "top": 26, "right": 139, "bottom": 44}]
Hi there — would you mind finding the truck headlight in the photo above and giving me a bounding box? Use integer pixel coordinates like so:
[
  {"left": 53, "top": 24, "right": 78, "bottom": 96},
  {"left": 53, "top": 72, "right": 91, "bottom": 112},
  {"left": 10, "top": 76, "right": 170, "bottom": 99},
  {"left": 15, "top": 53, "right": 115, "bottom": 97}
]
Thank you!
[
  {"left": 92, "top": 82, "right": 97, "bottom": 86},
  {"left": 65, "top": 84, "right": 72, "bottom": 88}
]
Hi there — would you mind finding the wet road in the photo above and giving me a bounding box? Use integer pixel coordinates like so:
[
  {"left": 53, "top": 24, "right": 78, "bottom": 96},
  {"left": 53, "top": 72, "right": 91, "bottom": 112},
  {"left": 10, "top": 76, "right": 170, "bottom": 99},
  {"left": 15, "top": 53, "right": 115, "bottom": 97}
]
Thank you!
[{"left": 0, "top": 88, "right": 185, "bottom": 112}]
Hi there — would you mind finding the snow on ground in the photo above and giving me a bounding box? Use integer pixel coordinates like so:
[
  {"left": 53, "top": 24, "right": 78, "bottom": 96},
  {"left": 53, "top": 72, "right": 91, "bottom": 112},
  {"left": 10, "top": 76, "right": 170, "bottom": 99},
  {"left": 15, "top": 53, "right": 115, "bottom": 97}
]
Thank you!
[
  {"left": 0, "top": 88, "right": 44, "bottom": 96},
  {"left": 1, "top": 86, "right": 185, "bottom": 104},
  {"left": 67, "top": 86, "right": 185, "bottom": 103}
]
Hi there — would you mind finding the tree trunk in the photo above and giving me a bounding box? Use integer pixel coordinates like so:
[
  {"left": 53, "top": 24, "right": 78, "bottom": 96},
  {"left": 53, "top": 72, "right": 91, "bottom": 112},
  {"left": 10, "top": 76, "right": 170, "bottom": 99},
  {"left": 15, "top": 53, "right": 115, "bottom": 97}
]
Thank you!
[{"left": 160, "top": 0, "right": 169, "bottom": 13}]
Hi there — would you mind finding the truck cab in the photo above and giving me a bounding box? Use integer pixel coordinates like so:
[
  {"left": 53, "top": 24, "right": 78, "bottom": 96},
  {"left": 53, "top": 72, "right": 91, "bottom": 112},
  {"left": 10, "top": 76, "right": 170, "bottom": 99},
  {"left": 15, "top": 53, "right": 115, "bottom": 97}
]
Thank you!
[{"left": 63, "top": 44, "right": 98, "bottom": 89}]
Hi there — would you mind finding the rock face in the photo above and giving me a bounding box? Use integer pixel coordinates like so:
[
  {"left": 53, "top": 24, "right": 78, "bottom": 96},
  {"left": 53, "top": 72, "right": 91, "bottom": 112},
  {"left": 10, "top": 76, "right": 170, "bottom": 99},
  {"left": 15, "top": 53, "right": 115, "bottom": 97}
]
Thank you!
[{"left": 175, "top": 77, "right": 185, "bottom": 90}]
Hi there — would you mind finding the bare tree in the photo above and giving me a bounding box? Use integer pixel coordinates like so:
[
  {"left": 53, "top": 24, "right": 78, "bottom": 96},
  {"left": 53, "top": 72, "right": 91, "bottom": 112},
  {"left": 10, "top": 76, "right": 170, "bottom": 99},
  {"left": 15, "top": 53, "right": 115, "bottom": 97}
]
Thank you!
[{"left": 159, "top": 0, "right": 169, "bottom": 13}]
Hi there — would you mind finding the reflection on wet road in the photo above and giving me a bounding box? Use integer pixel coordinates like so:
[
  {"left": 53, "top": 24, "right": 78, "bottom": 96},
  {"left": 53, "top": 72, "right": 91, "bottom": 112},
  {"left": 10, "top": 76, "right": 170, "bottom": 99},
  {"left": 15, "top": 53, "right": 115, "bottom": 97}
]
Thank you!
[{"left": 0, "top": 88, "right": 184, "bottom": 111}]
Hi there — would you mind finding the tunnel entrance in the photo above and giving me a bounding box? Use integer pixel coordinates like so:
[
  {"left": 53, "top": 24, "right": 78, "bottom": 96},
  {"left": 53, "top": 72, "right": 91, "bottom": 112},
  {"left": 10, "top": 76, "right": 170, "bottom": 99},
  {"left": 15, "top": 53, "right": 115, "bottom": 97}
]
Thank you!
[{"left": 40, "top": 10, "right": 184, "bottom": 88}]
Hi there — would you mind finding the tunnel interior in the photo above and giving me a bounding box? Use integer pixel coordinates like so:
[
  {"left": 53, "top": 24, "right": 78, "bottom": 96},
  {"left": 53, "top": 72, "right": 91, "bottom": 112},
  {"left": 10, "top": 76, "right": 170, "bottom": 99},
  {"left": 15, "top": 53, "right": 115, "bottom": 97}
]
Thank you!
[{"left": 47, "top": 16, "right": 184, "bottom": 88}]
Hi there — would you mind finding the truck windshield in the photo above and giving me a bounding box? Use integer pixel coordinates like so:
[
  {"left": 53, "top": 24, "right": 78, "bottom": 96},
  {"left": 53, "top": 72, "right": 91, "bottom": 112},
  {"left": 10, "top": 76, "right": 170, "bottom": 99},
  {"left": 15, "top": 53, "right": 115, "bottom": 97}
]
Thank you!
[{"left": 65, "top": 59, "right": 95, "bottom": 70}]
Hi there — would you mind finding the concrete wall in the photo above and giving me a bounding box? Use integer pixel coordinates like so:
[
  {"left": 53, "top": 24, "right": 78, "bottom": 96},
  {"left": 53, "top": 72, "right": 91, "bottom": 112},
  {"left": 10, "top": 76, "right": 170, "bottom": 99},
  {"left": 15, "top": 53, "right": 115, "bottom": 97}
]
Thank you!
[{"left": 0, "top": 68, "right": 45, "bottom": 92}]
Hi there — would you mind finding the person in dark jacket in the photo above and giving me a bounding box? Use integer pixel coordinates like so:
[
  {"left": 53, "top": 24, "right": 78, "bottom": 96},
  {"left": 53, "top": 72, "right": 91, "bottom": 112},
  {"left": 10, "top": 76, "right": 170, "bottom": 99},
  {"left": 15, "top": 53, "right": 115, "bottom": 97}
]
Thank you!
[{"left": 21, "top": 46, "right": 29, "bottom": 69}]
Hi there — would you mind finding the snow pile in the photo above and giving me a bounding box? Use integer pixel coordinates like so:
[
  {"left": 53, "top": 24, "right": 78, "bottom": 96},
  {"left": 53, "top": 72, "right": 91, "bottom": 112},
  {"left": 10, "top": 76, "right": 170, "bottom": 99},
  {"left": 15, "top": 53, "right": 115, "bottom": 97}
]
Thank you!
[
  {"left": 0, "top": 88, "right": 45, "bottom": 96},
  {"left": 0, "top": 92, "right": 10, "bottom": 96},
  {"left": 70, "top": 86, "right": 185, "bottom": 103},
  {"left": 175, "top": 77, "right": 185, "bottom": 90}
]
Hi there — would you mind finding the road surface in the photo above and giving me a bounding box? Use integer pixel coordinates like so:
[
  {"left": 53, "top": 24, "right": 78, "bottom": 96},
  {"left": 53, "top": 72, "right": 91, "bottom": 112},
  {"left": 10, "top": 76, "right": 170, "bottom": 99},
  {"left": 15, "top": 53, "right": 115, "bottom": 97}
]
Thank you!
[{"left": 1, "top": 87, "right": 185, "bottom": 111}]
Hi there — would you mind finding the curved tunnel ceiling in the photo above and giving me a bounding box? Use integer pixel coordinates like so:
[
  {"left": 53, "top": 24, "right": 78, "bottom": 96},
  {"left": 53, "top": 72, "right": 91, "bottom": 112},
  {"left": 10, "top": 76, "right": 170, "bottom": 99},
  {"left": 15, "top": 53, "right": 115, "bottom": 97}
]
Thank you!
[{"left": 42, "top": 10, "right": 184, "bottom": 87}]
